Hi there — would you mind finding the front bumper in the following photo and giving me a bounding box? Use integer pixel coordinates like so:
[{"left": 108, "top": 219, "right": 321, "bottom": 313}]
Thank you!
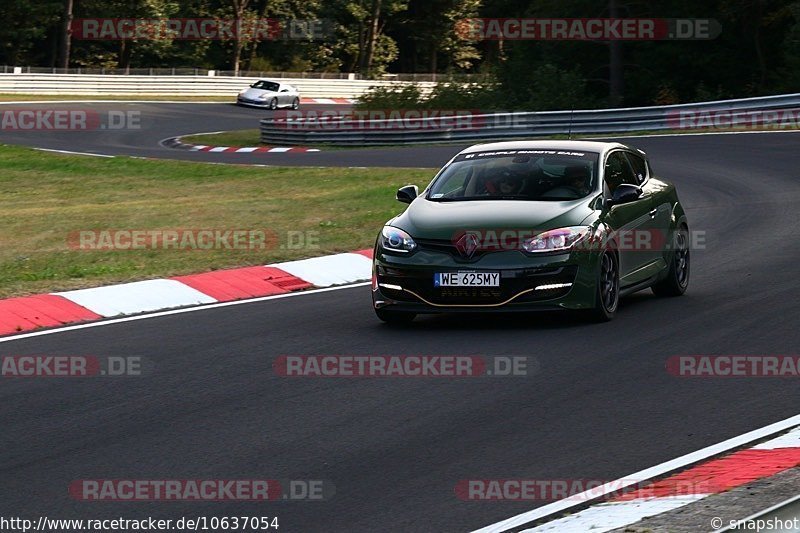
[
  {"left": 372, "top": 246, "right": 600, "bottom": 313},
  {"left": 236, "top": 97, "right": 270, "bottom": 107}
]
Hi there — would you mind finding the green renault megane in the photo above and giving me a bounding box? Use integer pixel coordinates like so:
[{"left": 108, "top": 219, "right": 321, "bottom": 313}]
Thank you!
[{"left": 372, "top": 141, "right": 690, "bottom": 322}]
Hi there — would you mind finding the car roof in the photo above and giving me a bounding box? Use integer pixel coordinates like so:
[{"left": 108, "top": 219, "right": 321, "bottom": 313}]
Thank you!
[{"left": 459, "top": 140, "right": 634, "bottom": 156}]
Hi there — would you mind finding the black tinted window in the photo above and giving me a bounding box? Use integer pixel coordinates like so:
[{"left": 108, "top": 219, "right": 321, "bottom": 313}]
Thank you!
[
  {"left": 604, "top": 152, "right": 637, "bottom": 191},
  {"left": 626, "top": 153, "right": 648, "bottom": 185}
]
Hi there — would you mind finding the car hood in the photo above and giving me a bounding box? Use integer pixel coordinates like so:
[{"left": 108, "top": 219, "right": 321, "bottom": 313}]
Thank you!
[
  {"left": 240, "top": 88, "right": 276, "bottom": 99},
  {"left": 391, "top": 197, "right": 597, "bottom": 240}
]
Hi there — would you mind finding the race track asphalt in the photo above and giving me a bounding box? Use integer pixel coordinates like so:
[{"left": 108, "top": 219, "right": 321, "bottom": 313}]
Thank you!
[{"left": 1, "top": 102, "right": 800, "bottom": 531}]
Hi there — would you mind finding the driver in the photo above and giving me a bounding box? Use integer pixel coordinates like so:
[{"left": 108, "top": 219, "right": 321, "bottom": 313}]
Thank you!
[
  {"left": 563, "top": 165, "right": 591, "bottom": 195},
  {"left": 485, "top": 170, "right": 525, "bottom": 196}
]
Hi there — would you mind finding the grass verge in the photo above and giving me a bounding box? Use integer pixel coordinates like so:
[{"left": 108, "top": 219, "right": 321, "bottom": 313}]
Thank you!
[{"left": 0, "top": 144, "right": 434, "bottom": 298}]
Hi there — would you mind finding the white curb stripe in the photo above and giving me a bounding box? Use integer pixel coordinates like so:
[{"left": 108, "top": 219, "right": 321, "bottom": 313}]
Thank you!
[
  {"left": 272, "top": 253, "right": 372, "bottom": 287},
  {"left": 313, "top": 98, "right": 337, "bottom": 104},
  {"left": 235, "top": 147, "right": 259, "bottom": 153},
  {"left": 267, "top": 147, "right": 292, "bottom": 153},
  {"left": 753, "top": 426, "right": 800, "bottom": 449},
  {"left": 208, "top": 147, "right": 229, "bottom": 152},
  {"left": 55, "top": 279, "right": 217, "bottom": 317},
  {"left": 520, "top": 495, "right": 709, "bottom": 533}
]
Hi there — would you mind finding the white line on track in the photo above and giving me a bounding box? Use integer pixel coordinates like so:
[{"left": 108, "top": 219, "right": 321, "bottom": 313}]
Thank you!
[
  {"left": 0, "top": 282, "right": 370, "bottom": 344},
  {"left": 33, "top": 148, "right": 114, "bottom": 158},
  {"left": 473, "top": 414, "right": 800, "bottom": 533}
]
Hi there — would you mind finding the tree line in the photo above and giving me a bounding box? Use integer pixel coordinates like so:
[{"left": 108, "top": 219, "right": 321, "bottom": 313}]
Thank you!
[{"left": 2, "top": 0, "right": 800, "bottom": 108}]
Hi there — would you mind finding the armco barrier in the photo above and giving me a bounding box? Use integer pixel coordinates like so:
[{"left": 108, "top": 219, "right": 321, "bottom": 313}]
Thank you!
[
  {"left": 259, "top": 93, "right": 800, "bottom": 146},
  {"left": 0, "top": 73, "right": 436, "bottom": 99}
]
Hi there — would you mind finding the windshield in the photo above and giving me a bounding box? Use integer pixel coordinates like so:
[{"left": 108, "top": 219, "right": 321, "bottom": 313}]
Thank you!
[
  {"left": 252, "top": 81, "right": 280, "bottom": 92},
  {"left": 428, "top": 149, "right": 600, "bottom": 201}
]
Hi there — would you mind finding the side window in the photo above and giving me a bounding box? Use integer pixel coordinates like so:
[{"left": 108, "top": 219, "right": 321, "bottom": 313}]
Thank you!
[
  {"left": 625, "top": 153, "right": 648, "bottom": 185},
  {"left": 435, "top": 166, "right": 471, "bottom": 197},
  {"left": 604, "top": 152, "right": 637, "bottom": 192}
]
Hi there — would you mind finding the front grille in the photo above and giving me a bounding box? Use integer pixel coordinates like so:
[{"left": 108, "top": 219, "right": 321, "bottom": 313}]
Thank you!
[
  {"left": 378, "top": 266, "right": 578, "bottom": 306},
  {"left": 415, "top": 238, "right": 489, "bottom": 262}
]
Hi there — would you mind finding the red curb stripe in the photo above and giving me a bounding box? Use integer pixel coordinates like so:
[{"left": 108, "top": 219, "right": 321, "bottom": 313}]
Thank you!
[
  {"left": 353, "top": 249, "right": 374, "bottom": 259},
  {"left": 0, "top": 295, "right": 101, "bottom": 335},
  {"left": 173, "top": 266, "right": 311, "bottom": 302},
  {"left": 614, "top": 447, "right": 800, "bottom": 501}
]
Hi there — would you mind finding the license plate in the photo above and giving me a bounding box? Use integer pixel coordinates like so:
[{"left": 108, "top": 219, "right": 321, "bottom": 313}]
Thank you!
[{"left": 434, "top": 272, "right": 500, "bottom": 287}]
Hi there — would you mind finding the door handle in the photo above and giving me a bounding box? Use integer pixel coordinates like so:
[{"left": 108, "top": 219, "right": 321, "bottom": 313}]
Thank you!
[{"left": 649, "top": 208, "right": 658, "bottom": 219}]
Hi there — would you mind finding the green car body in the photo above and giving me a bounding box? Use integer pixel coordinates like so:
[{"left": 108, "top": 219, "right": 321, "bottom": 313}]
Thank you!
[{"left": 372, "top": 141, "right": 690, "bottom": 322}]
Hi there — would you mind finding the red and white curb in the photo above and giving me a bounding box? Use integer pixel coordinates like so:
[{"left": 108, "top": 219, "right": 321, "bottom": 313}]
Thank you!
[
  {"left": 189, "top": 145, "right": 319, "bottom": 153},
  {"left": 162, "top": 136, "right": 319, "bottom": 153},
  {"left": 476, "top": 425, "right": 800, "bottom": 533},
  {"left": 0, "top": 250, "right": 373, "bottom": 337}
]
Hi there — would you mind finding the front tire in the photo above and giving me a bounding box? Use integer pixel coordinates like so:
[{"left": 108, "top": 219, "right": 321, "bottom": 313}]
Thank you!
[
  {"left": 269, "top": 98, "right": 278, "bottom": 110},
  {"left": 375, "top": 308, "right": 416, "bottom": 324},
  {"left": 652, "top": 226, "right": 690, "bottom": 297},
  {"left": 587, "top": 251, "right": 619, "bottom": 322}
]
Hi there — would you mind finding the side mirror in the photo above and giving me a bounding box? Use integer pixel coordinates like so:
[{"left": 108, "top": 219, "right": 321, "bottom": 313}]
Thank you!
[
  {"left": 396, "top": 185, "right": 419, "bottom": 204},
  {"left": 607, "top": 184, "right": 642, "bottom": 207}
]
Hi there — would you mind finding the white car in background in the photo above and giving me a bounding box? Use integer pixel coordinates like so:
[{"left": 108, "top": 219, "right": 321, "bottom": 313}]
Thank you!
[{"left": 236, "top": 80, "right": 301, "bottom": 110}]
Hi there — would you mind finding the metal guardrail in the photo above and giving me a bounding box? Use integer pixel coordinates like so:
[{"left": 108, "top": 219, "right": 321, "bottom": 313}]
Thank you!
[
  {"left": 0, "top": 72, "right": 436, "bottom": 99},
  {"left": 259, "top": 93, "right": 800, "bottom": 146},
  {"left": 0, "top": 65, "right": 472, "bottom": 82}
]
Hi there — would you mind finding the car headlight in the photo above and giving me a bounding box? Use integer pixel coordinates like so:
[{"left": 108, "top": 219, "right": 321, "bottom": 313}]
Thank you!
[
  {"left": 522, "top": 226, "right": 592, "bottom": 253},
  {"left": 258, "top": 94, "right": 270, "bottom": 100},
  {"left": 238, "top": 90, "right": 247, "bottom": 95},
  {"left": 381, "top": 226, "right": 417, "bottom": 253}
]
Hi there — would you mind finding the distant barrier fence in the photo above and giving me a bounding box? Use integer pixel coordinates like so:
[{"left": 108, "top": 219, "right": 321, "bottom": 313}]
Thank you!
[
  {"left": 259, "top": 93, "right": 800, "bottom": 146},
  {"left": 0, "top": 69, "right": 437, "bottom": 98},
  {"left": 0, "top": 66, "right": 471, "bottom": 82}
]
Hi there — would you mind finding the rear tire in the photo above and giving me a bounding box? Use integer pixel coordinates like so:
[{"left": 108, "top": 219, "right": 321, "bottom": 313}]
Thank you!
[
  {"left": 586, "top": 251, "right": 619, "bottom": 322},
  {"left": 291, "top": 98, "right": 300, "bottom": 110},
  {"left": 375, "top": 308, "right": 416, "bottom": 324},
  {"left": 652, "top": 226, "right": 690, "bottom": 297}
]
